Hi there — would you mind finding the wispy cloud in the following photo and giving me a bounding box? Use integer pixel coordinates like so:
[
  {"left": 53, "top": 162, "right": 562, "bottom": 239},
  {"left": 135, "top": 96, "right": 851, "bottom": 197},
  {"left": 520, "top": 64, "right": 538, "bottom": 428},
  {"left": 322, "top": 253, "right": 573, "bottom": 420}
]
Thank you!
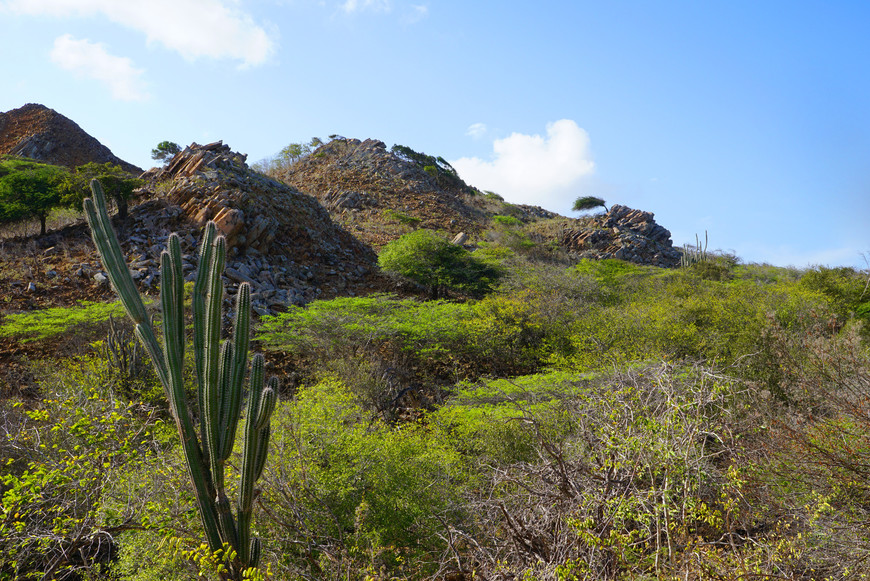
[
  {"left": 51, "top": 34, "right": 149, "bottom": 101},
  {"left": 4, "top": 0, "right": 275, "bottom": 66},
  {"left": 451, "top": 119, "right": 595, "bottom": 212},
  {"left": 403, "top": 4, "right": 428, "bottom": 23},
  {"left": 341, "top": 0, "right": 391, "bottom": 14},
  {"left": 465, "top": 122, "right": 487, "bottom": 139}
]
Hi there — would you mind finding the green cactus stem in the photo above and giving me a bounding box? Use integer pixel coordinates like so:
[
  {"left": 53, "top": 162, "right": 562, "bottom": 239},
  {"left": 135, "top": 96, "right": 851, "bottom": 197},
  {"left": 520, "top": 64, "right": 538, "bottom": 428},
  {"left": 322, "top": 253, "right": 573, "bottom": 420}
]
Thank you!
[{"left": 84, "top": 179, "right": 277, "bottom": 578}]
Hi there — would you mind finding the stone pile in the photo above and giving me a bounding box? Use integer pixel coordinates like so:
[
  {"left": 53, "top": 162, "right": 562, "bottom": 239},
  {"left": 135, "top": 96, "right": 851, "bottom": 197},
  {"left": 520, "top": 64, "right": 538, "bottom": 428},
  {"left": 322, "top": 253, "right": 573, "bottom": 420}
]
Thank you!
[{"left": 561, "top": 204, "right": 682, "bottom": 267}]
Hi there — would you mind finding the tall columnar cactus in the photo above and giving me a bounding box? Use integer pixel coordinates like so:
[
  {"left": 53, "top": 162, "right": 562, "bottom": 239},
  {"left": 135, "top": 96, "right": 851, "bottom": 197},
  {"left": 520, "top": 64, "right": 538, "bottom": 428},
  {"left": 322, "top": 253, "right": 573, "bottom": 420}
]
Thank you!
[
  {"left": 84, "top": 180, "right": 277, "bottom": 578},
  {"left": 681, "top": 230, "right": 709, "bottom": 268}
]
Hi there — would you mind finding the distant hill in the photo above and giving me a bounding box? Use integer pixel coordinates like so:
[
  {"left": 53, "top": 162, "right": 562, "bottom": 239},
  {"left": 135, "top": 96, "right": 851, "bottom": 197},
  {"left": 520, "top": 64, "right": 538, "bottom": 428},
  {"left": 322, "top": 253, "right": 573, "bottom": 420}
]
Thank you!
[{"left": 0, "top": 103, "right": 142, "bottom": 174}]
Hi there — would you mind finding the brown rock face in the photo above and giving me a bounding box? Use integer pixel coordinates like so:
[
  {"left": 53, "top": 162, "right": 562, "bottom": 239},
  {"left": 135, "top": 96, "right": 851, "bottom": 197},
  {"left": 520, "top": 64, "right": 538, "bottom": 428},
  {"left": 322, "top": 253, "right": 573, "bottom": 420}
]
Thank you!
[
  {"left": 561, "top": 204, "right": 682, "bottom": 267},
  {"left": 0, "top": 103, "right": 142, "bottom": 173},
  {"left": 137, "top": 141, "right": 381, "bottom": 307}
]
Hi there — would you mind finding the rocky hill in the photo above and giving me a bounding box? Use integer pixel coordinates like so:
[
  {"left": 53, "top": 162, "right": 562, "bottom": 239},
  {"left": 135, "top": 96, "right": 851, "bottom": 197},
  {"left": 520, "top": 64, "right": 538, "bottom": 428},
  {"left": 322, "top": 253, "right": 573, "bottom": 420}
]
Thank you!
[
  {"left": 0, "top": 103, "right": 142, "bottom": 174},
  {"left": 274, "top": 137, "right": 559, "bottom": 248},
  {"left": 274, "top": 137, "right": 681, "bottom": 267}
]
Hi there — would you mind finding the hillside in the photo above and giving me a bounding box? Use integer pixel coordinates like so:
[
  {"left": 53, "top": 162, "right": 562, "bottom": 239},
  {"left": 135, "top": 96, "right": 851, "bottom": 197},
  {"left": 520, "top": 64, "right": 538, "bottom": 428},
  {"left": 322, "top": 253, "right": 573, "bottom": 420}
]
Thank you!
[
  {"left": 0, "top": 111, "right": 869, "bottom": 581},
  {"left": 274, "top": 137, "right": 559, "bottom": 247},
  {"left": 0, "top": 103, "right": 142, "bottom": 174},
  {"left": 274, "top": 137, "right": 682, "bottom": 266}
]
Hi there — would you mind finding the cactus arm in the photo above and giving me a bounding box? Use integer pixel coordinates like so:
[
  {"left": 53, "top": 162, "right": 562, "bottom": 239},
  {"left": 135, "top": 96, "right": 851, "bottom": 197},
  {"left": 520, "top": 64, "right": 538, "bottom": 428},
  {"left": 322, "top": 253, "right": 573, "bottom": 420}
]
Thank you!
[
  {"left": 202, "top": 235, "right": 227, "bottom": 486},
  {"left": 221, "top": 283, "right": 251, "bottom": 460},
  {"left": 83, "top": 181, "right": 149, "bottom": 326},
  {"left": 193, "top": 222, "right": 217, "bottom": 402},
  {"left": 86, "top": 181, "right": 276, "bottom": 576}
]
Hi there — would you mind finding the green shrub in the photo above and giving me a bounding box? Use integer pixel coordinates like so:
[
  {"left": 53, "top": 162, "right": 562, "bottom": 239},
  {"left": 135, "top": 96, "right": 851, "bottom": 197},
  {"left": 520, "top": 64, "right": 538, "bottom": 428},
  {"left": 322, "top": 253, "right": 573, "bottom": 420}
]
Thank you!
[
  {"left": 378, "top": 229, "right": 502, "bottom": 298},
  {"left": 0, "top": 357, "right": 166, "bottom": 580},
  {"left": 383, "top": 208, "right": 421, "bottom": 226},
  {"left": 259, "top": 378, "right": 466, "bottom": 579},
  {"left": 0, "top": 157, "right": 68, "bottom": 235}
]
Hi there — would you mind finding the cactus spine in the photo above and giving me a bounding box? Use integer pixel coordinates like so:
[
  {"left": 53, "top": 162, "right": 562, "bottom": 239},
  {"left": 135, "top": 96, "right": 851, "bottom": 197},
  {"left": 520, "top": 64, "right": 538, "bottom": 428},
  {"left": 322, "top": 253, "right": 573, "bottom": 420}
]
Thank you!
[{"left": 84, "top": 180, "right": 277, "bottom": 578}]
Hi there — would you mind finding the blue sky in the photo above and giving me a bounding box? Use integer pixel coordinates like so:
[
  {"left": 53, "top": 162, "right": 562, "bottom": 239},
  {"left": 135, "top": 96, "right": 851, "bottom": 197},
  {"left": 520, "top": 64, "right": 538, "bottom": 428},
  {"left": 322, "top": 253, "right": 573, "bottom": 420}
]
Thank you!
[{"left": 1, "top": 1, "right": 867, "bottom": 268}]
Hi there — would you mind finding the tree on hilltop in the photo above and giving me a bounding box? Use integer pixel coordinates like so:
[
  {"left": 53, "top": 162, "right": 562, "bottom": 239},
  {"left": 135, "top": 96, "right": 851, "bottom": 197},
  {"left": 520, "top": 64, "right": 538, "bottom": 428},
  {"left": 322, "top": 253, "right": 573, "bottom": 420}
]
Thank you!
[
  {"left": 151, "top": 141, "right": 181, "bottom": 164},
  {"left": 572, "top": 195, "right": 608, "bottom": 213}
]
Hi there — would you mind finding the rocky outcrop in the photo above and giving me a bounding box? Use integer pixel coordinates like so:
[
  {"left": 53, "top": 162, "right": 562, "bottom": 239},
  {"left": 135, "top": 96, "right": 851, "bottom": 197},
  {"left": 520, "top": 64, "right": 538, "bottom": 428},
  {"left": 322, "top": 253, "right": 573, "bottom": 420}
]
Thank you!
[
  {"left": 0, "top": 103, "right": 142, "bottom": 174},
  {"left": 561, "top": 205, "right": 682, "bottom": 267},
  {"left": 128, "top": 141, "right": 380, "bottom": 312}
]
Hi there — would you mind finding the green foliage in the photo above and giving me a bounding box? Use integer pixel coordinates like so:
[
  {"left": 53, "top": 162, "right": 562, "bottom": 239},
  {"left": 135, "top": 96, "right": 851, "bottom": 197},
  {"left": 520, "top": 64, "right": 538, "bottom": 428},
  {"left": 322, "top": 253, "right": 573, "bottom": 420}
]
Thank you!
[
  {"left": 799, "top": 265, "right": 868, "bottom": 321},
  {"left": 488, "top": 214, "right": 536, "bottom": 254},
  {"left": 0, "top": 357, "right": 163, "bottom": 579},
  {"left": 572, "top": 195, "right": 608, "bottom": 213},
  {"left": 0, "top": 157, "right": 68, "bottom": 235},
  {"left": 0, "top": 300, "right": 127, "bottom": 342},
  {"left": 151, "top": 141, "right": 181, "bottom": 163},
  {"left": 378, "top": 229, "right": 502, "bottom": 298},
  {"left": 493, "top": 214, "right": 523, "bottom": 227},
  {"left": 59, "top": 162, "right": 142, "bottom": 219},
  {"left": 253, "top": 137, "right": 323, "bottom": 174},
  {"left": 261, "top": 379, "right": 465, "bottom": 579}
]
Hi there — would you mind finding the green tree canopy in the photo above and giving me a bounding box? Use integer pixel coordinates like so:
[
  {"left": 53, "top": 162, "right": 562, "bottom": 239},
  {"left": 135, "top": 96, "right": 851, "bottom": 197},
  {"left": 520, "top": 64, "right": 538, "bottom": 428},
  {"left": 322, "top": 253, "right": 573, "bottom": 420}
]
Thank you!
[
  {"left": 572, "top": 195, "right": 608, "bottom": 213},
  {"left": 0, "top": 158, "right": 68, "bottom": 235},
  {"left": 59, "top": 162, "right": 142, "bottom": 219},
  {"left": 150, "top": 141, "right": 181, "bottom": 164},
  {"left": 378, "top": 229, "right": 501, "bottom": 299}
]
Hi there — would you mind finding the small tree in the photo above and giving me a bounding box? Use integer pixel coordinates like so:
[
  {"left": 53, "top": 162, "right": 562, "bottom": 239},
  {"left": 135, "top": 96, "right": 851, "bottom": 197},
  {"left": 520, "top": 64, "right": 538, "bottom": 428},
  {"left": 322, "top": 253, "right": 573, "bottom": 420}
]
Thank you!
[
  {"left": 378, "top": 229, "right": 501, "bottom": 299},
  {"left": 151, "top": 141, "right": 181, "bottom": 164},
  {"left": 60, "top": 162, "right": 142, "bottom": 219},
  {"left": 0, "top": 159, "right": 67, "bottom": 235},
  {"left": 572, "top": 195, "right": 608, "bottom": 213}
]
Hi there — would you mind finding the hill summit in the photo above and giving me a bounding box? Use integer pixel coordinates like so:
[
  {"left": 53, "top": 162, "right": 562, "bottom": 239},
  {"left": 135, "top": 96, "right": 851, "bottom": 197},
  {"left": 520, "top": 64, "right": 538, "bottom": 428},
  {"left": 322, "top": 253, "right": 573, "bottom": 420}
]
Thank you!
[{"left": 0, "top": 103, "right": 142, "bottom": 174}]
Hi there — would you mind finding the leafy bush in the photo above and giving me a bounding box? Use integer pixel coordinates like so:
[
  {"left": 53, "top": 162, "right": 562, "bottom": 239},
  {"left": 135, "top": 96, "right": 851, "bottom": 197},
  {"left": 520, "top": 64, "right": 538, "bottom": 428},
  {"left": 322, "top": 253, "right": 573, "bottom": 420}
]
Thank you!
[
  {"left": 259, "top": 379, "right": 466, "bottom": 579},
  {"left": 378, "top": 229, "right": 502, "bottom": 298},
  {"left": 59, "top": 162, "right": 142, "bottom": 219},
  {"left": 0, "top": 358, "right": 166, "bottom": 580},
  {"left": 430, "top": 365, "right": 757, "bottom": 580}
]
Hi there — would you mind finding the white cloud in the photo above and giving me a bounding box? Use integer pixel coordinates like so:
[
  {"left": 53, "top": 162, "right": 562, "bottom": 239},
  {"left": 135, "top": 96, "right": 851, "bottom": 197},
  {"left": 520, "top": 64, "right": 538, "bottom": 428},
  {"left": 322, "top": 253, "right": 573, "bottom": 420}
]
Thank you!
[
  {"left": 451, "top": 119, "right": 595, "bottom": 212},
  {"left": 341, "top": 0, "right": 391, "bottom": 13},
  {"left": 51, "top": 34, "right": 149, "bottom": 101},
  {"left": 4, "top": 0, "right": 274, "bottom": 66},
  {"left": 465, "top": 122, "right": 487, "bottom": 139}
]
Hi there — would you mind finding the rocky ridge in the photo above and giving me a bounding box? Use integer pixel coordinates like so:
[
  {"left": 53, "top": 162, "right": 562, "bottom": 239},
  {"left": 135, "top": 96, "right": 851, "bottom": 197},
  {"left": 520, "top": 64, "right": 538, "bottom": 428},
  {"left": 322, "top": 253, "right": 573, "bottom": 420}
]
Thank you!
[
  {"left": 560, "top": 205, "right": 682, "bottom": 267},
  {"left": 0, "top": 104, "right": 142, "bottom": 174},
  {"left": 275, "top": 137, "right": 559, "bottom": 248}
]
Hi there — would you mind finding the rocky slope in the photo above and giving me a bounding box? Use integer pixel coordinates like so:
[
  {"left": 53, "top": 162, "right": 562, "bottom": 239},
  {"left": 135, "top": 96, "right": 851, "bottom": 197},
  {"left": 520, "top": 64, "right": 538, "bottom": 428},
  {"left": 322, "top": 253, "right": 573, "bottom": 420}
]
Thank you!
[
  {"left": 274, "top": 137, "right": 681, "bottom": 267},
  {"left": 0, "top": 103, "right": 142, "bottom": 173},
  {"left": 274, "top": 137, "right": 559, "bottom": 248}
]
